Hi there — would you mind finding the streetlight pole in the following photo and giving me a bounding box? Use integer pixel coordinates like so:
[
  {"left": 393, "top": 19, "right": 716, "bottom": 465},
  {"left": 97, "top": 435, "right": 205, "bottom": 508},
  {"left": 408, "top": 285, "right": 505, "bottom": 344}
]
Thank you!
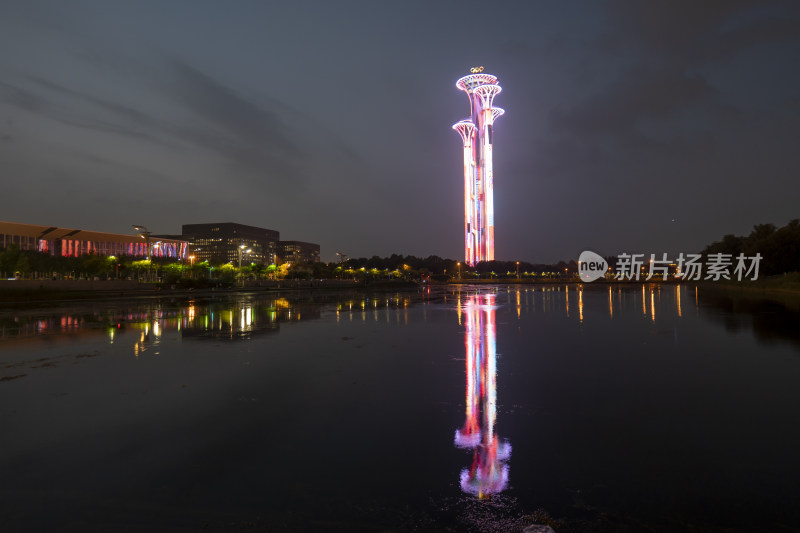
[
  {"left": 457, "top": 261, "right": 461, "bottom": 281},
  {"left": 516, "top": 261, "right": 520, "bottom": 280},
  {"left": 238, "top": 244, "right": 251, "bottom": 287},
  {"left": 132, "top": 225, "right": 151, "bottom": 282},
  {"left": 152, "top": 242, "right": 161, "bottom": 282}
]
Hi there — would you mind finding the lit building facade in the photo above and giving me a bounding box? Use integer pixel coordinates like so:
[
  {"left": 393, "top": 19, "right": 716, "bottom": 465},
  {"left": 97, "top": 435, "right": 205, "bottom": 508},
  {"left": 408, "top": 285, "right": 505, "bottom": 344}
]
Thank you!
[
  {"left": 453, "top": 68, "right": 503, "bottom": 266},
  {"left": 0, "top": 221, "right": 187, "bottom": 259},
  {"left": 277, "top": 240, "right": 320, "bottom": 264},
  {"left": 181, "top": 222, "right": 279, "bottom": 266}
]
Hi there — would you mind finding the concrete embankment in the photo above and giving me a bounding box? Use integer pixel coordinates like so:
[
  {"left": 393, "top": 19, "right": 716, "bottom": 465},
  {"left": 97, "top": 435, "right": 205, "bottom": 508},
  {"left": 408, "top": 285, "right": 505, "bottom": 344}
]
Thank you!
[
  {"left": 0, "top": 279, "right": 362, "bottom": 292},
  {"left": 0, "top": 278, "right": 411, "bottom": 305},
  {"left": 0, "top": 279, "right": 143, "bottom": 291}
]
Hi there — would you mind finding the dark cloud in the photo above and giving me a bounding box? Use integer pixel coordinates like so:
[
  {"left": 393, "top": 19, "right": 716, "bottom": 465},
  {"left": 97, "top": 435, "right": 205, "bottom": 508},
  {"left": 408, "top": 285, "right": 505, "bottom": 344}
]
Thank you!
[
  {"left": 0, "top": 0, "right": 798, "bottom": 261},
  {"left": 0, "top": 82, "right": 47, "bottom": 113},
  {"left": 28, "top": 75, "right": 160, "bottom": 128},
  {"left": 161, "top": 60, "right": 316, "bottom": 197},
  {"left": 548, "top": 67, "right": 720, "bottom": 138},
  {"left": 1, "top": 77, "right": 171, "bottom": 146},
  {"left": 168, "top": 61, "right": 302, "bottom": 156}
]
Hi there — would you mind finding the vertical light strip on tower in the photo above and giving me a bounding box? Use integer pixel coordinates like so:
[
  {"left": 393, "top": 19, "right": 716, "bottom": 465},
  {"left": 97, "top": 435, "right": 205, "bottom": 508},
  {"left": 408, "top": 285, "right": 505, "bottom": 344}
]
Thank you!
[{"left": 453, "top": 68, "right": 503, "bottom": 266}]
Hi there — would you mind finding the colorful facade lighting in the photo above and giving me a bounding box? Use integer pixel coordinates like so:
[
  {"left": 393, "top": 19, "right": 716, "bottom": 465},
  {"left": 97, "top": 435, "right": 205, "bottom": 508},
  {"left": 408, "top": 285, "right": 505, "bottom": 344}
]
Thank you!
[{"left": 453, "top": 69, "right": 503, "bottom": 266}]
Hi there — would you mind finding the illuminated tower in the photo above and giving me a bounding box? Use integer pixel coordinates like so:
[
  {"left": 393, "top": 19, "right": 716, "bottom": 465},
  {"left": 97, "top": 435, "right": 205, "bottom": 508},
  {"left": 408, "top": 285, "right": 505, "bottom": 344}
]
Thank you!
[{"left": 453, "top": 67, "right": 504, "bottom": 266}]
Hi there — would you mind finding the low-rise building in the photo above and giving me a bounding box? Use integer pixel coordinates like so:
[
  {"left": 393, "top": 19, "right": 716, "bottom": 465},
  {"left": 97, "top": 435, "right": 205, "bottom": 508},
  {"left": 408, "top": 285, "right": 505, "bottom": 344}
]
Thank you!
[
  {"left": 182, "top": 222, "right": 279, "bottom": 266},
  {"left": 0, "top": 221, "right": 187, "bottom": 259},
  {"left": 277, "top": 240, "right": 320, "bottom": 264}
]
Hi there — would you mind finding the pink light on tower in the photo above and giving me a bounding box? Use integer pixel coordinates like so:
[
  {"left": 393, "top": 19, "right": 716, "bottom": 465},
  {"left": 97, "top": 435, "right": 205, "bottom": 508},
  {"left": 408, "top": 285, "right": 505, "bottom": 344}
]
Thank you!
[{"left": 453, "top": 67, "right": 503, "bottom": 266}]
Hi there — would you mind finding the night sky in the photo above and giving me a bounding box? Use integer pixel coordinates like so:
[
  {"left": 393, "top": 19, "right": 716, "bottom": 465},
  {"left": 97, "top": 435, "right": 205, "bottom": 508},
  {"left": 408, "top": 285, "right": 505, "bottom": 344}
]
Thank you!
[{"left": 1, "top": 1, "right": 799, "bottom": 263}]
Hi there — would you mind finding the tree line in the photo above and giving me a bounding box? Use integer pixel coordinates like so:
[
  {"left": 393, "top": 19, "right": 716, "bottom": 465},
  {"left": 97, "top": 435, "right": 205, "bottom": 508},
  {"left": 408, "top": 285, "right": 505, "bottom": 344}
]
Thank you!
[
  {"left": 702, "top": 219, "right": 800, "bottom": 276},
  {"left": 4, "top": 219, "right": 796, "bottom": 283},
  {"left": 0, "top": 244, "right": 578, "bottom": 282},
  {"left": 340, "top": 254, "right": 578, "bottom": 278}
]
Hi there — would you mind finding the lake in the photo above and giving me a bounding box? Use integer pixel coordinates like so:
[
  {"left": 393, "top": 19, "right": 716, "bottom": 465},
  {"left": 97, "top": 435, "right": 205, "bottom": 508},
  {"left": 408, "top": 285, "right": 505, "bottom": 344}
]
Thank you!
[{"left": 1, "top": 284, "right": 799, "bottom": 532}]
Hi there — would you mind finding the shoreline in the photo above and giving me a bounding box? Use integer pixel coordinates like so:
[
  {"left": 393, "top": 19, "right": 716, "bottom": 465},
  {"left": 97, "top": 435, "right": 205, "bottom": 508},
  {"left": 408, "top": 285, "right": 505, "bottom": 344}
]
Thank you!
[{"left": 1, "top": 277, "right": 798, "bottom": 308}]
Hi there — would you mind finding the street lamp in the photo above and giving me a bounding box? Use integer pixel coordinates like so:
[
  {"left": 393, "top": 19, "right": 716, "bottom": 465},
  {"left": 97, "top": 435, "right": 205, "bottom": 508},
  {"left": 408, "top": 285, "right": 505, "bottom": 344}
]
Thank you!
[
  {"left": 152, "top": 242, "right": 162, "bottom": 282},
  {"left": 237, "top": 244, "right": 252, "bottom": 269},
  {"left": 238, "top": 244, "right": 252, "bottom": 286},
  {"left": 457, "top": 261, "right": 461, "bottom": 281},
  {"left": 132, "top": 225, "right": 152, "bottom": 281},
  {"left": 132, "top": 225, "right": 151, "bottom": 258},
  {"left": 516, "top": 261, "right": 520, "bottom": 280},
  {"left": 108, "top": 255, "right": 118, "bottom": 279}
]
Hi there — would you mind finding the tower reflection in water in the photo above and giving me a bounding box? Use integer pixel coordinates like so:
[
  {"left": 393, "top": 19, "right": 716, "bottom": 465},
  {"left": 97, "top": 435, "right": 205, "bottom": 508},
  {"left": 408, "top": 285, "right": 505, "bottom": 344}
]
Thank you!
[{"left": 455, "top": 293, "right": 511, "bottom": 498}]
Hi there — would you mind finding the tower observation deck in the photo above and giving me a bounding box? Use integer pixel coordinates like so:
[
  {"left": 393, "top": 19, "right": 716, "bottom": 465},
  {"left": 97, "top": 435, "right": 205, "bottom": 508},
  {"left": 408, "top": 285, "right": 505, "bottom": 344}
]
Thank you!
[{"left": 453, "top": 68, "right": 503, "bottom": 266}]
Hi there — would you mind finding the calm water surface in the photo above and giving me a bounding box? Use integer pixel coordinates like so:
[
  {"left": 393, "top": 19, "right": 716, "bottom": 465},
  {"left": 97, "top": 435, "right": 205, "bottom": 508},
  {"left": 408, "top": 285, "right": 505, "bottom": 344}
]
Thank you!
[{"left": 1, "top": 285, "right": 799, "bottom": 532}]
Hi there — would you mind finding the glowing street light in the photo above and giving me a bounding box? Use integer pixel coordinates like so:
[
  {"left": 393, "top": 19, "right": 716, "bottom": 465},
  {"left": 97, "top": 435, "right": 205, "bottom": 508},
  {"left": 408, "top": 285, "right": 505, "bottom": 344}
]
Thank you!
[
  {"left": 132, "top": 225, "right": 151, "bottom": 258},
  {"left": 108, "top": 255, "right": 119, "bottom": 279},
  {"left": 238, "top": 244, "right": 252, "bottom": 287},
  {"left": 238, "top": 244, "right": 252, "bottom": 269},
  {"left": 132, "top": 225, "right": 153, "bottom": 281}
]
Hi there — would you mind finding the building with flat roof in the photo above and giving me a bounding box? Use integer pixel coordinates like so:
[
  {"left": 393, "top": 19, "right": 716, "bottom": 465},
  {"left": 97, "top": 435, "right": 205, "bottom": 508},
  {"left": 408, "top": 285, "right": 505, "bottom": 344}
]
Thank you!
[
  {"left": 182, "top": 222, "right": 279, "bottom": 266},
  {"left": 277, "top": 240, "right": 320, "bottom": 264},
  {"left": 0, "top": 221, "right": 187, "bottom": 259}
]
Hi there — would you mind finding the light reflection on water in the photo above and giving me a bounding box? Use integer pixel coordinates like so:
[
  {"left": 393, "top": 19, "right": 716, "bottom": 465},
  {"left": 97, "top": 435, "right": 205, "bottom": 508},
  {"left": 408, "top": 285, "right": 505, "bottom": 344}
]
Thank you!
[
  {"left": 6, "top": 283, "right": 796, "bottom": 360},
  {"left": 0, "top": 285, "right": 697, "bottom": 343},
  {"left": 2, "top": 285, "right": 800, "bottom": 531},
  {"left": 455, "top": 293, "right": 511, "bottom": 498}
]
